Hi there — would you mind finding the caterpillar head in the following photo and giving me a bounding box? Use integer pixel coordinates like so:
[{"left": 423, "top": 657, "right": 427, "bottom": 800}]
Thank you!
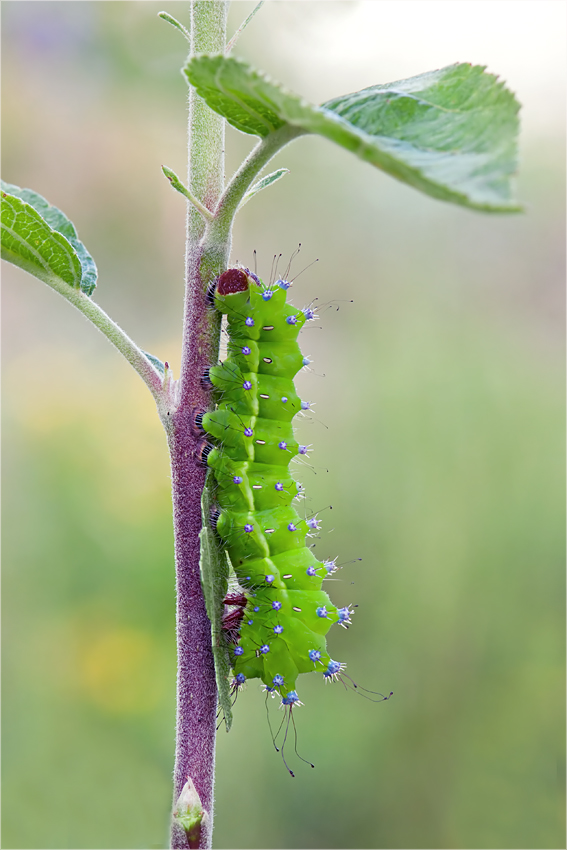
[{"left": 213, "top": 268, "right": 255, "bottom": 315}]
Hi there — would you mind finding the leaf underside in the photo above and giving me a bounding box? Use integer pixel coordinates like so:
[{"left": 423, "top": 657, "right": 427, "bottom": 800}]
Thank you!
[
  {"left": 141, "top": 350, "right": 166, "bottom": 376},
  {"left": 1, "top": 181, "right": 97, "bottom": 295},
  {"left": 185, "top": 56, "right": 521, "bottom": 212},
  {"left": 238, "top": 167, "right": 289, "bottom": 210},
  {"left": 199, "top": 474, "right": 233, "bottom": 730}
]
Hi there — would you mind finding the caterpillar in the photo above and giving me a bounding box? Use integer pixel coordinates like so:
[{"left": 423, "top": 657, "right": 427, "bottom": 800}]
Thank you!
[{"left": 199, "top": 267, "right": 357, "bottom": 712}]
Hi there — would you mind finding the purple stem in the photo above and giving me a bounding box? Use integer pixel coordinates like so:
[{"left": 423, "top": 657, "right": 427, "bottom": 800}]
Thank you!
[
  {"left": 168, "top": 5, "right": 227, "bottom": 847},
  {"left": 168, "top": 242, "right": 222, "bottom": 850},
  {"left": 168, "top": 429, "right": 215, "bottom": 850}
]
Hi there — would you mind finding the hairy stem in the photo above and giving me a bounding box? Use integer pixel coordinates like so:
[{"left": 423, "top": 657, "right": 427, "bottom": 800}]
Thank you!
[
  {"left": 169, "top": 3, "right": 228, "bottom": 849},
  {"left": 23, "top": 272, "right": 168, "bottom": 411},
  {"left": 204, "top": 124, "right": 305, "bottom": 263}
]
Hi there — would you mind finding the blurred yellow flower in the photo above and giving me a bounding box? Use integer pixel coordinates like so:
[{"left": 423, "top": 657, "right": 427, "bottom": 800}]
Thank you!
[{"left": 78, "top": 626, "right": 164, "bottom": 716}]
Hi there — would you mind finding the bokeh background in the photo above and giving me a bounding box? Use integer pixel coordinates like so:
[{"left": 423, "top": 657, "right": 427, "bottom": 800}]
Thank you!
[{"left": 2, "top": 2, "right": 565, "bottom": 848}]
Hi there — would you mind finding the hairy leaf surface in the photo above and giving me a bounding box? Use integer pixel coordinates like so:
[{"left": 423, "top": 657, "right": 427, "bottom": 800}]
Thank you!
[
  {"left": 1, "top": 181, "right": 97, "bottom": 294},
  {"left": 238, "top": 168, "right": 289, "bottom": 210},
  {"left": 185, "top": 56, "right": 521, "bottom": 212}
]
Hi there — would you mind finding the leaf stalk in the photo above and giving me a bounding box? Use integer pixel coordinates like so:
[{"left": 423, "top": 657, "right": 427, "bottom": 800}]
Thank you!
[
  {"left": 202, "top": 124, "right": 305, "bottom": 268},
  {"left": 28, "top": 271, "right": 170, "bottom": 417},
  {"left": 162, "top": 166, "right": 215, "bottom": 223}
]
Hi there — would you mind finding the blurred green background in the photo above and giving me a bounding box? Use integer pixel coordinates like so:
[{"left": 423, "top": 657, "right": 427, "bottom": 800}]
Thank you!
[{"left": 2, "top": 2, "right": 565, "bottom": 848}]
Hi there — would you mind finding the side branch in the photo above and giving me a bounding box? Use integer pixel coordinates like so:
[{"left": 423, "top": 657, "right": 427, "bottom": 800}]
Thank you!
[
  {"left": 205, "top": 124, "right": 306, "bottom": 258},
  {"left": 40, "top": 274, "right": 169, "bottom": 414}
]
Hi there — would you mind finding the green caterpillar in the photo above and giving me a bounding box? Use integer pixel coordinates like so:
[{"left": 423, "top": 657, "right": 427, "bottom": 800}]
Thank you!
[{"left": 199, "top": 267, "right": 352, "bottom": 709}]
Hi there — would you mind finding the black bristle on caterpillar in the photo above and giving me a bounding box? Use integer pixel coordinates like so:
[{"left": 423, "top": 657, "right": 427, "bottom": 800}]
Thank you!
[
  {"left": 197, "top": 440, "right": 214, "bottom": 467},
  {"left": 201, "top": 368, "right": 213, "bottom": 390},
  {"left": 193, "top": 410, "right": 205, "bottom": 434},
  {"left": 209, "top": 506, "right": 221, "bottom": 530},
  {"left": 206, "top": 281, "right": 218, "bottom": 308}
]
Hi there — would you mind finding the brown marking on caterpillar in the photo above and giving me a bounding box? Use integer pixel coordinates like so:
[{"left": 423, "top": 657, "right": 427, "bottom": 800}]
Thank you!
[
  {"left": 201, "top": 368, "right": 213, "bottom": 390},
  {"left": 222, "top": 608, "right": 245, "bottom": 644},
  {"left": 223, "top": 593, "right": 248, "bottom": 607},
  {"left": 217, "top": 268, "right": 249, "bottom": 296}
]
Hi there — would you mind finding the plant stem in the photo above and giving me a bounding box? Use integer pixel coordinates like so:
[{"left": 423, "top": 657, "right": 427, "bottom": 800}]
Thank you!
[
  {"left": 168, "top": 3, "right": 228, "bottom": 849},
  {"left": 28, "top": 273, "right": 168, "bottom": 412},
  {"left": 225, "top": 0, "right": 265, "bottom": 54},
  {"left": 205, "top": 124, "right": 305, "bottom": 262},
  {"left": 162, "top": 166, "right": 215, "bottom": 223}
]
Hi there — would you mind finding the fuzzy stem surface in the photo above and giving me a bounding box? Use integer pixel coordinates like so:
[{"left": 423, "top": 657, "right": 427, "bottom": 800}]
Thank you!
[
  {"left": 206, "top": 124, "right": 305, "bottom": 259},
  {"left": 169, "top": 3, "right": 228, "bottom": 849}
]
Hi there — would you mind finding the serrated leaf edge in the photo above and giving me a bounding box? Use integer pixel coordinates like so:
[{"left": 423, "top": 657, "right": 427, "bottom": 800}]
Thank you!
[
  {"left": 1, "top": 190, "right": 83, "bottom": 288},
  {"left": 1, "top": 182, "right": 98, "bottom": 293}
]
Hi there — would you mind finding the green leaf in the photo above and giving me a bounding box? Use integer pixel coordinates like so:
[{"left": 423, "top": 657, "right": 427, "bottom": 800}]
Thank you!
[
  {"left": 199, "top": 474, "right": 232, "bottom": 730},
  {"left": 237, "top": 168, "right": 289, "bottom": 210},
  {"left": 322, "top": 64, "right": 521, "bottom": 212},
  {"left": 184, "top": 56, "right": 521, "bottom": 212},
  {"left": 225, "top": 1, "right": 265, "bottom": 55},
  {"left": 161, "top": 166, "right": 214, "bottom": 222},
  {"left": 184, "top": 55, "right": 288, "bottom": 137},
  {"left": 1, "top": 181, "right": 97, "bottom": 295},
  {"left": 141, "top": 350, "right": 166, "bottom": 376},
  {"left": 157, "top": 11, "right": 191, "bottom": 44}
]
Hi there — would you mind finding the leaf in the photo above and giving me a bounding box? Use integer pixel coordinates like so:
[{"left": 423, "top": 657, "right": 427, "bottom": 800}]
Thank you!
[
  {"left": 141, "top": 350, "right": 166, "bottom": 376},
  {"left": 157, "top": 11, "right": 191, "bottom": 44},
  {"left": 184, "top": 56, "right": 521, "bottom": 212},
  {"left": 1, "top": 181, "right": 97, "bottom": 295},
  {"left": 322, "top": 64, "right": 521, "bottom": 212},
  {"left": 161, "top": 166, "right": 214, "bottom": 222},
  {"left": 225, "top": 1, "right": 265, "bottom": 55},
  {"left": 199, "top": 474, "right": 233, "bottom": 730},
  {"left": 184, "top": 55, "right": 288, "bottom": 137},
  {"left": 237, "top": 168, "right": 289, "bottom": 210}
]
